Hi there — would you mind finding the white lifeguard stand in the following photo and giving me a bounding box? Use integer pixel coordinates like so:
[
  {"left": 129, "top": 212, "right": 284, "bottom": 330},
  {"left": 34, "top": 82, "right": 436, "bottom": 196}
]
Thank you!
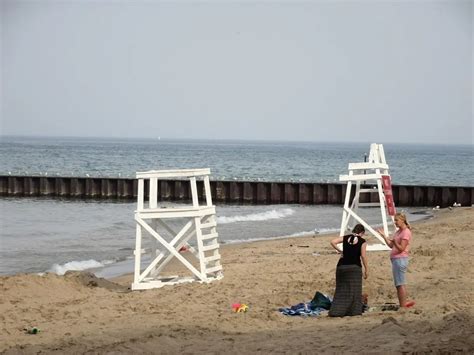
[
  {"left": 132, "top": 168, "right": 223, "bottom": 290},
  {"left": 339, "top": 143, "right": 396, "bottom": 251}
]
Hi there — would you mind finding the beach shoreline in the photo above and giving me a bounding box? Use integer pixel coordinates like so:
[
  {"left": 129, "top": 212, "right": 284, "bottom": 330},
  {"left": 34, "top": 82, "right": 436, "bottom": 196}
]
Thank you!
[
  {"left": 1, "top": 207, "right": 473, "bottom": 354},
  {"left": 90, "top": 208, "right": 435, "bottom": 280},
  {"left": 0, "top": 195, "right": 434, "bottom": 278}
]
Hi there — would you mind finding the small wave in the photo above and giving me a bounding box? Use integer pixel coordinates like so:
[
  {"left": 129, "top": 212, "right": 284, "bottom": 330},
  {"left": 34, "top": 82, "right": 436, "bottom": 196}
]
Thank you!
[
  {"left": 101, "top": 259, "right": 116, "bottom": 265},
  {"left": 287, "top": 230, "right": 318, "bottom": 238},
  {"left": 48, "top": 259, "right": 105, "bottom": 275},
  {"left": 217, "top": 208, "right": 295, "bottom": 224},
  {"left": 226, "top": 230, "right": 316, "bottom": 244},
  {"left": 314, "top": 227, "right": 339, "bottom": 235}
]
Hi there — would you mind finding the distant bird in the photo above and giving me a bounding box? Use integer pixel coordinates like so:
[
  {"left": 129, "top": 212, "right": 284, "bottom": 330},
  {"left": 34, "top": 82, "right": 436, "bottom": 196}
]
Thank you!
[{"left": 86, "top": 174, "right": 90, "bottom": 177}]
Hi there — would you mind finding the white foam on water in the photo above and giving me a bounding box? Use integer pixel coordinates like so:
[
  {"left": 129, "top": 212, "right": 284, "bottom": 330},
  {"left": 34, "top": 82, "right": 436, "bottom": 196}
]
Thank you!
[
  {"left": 48, "top": 259, "right": 105, "bottom": 275},
  {"left": 217, "top": 208, "right": 295, "bottom": 224},
  {"left": 314, "top": 227, "right": 339, "bottom": 235},
  {"left": 225, "top": 230, "right": 317, "bottom": 244},
  {"left": 101, "top": 259, "right": 116, "bottom": 265},
  {"left": 287, "top": 230, "right": 319, "bottom": 238}
]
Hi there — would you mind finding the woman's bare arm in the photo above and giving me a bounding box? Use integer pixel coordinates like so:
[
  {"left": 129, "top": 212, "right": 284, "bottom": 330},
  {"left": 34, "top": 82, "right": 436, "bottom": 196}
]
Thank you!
[
  {"left": 330, "top": 237, "right": 344, "bottom": 254},
  {"left": 392, "top": 238, "right": 408, "bottom": 252},
  {"left": 377, "top": 228, "right": 393, "bottom": 247},
  {"left": 361, "top": 242, "right": 368, "bottom": 279}
]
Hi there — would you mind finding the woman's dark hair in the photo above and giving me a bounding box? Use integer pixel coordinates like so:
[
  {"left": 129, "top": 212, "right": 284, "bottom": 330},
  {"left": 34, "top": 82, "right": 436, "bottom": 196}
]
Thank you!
[{"left": 352, "top": 224, "right": 365, "bottom": 234}]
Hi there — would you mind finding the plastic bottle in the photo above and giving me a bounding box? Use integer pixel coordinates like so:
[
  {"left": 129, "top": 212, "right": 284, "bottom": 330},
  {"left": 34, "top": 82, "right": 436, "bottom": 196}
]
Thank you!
[{"left": 27, "top": 327, "right": 39, "bottom": 334}]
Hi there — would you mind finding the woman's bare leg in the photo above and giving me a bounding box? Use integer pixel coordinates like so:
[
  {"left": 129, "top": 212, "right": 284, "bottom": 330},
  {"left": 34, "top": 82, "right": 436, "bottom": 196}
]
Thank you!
[{"left": 396, "top": 285, "right": 407, "bottom": 307}]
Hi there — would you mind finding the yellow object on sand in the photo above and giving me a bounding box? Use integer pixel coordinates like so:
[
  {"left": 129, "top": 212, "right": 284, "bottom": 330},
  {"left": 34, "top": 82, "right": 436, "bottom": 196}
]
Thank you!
[{"left": 236, "top": 304, "right": 248, "bottom": 313}]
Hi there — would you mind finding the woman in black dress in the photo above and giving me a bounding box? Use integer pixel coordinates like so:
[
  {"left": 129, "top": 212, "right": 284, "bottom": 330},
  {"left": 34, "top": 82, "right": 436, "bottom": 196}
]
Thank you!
[{"left": 328, "top": 224, "right": 368, "bottom": 317}]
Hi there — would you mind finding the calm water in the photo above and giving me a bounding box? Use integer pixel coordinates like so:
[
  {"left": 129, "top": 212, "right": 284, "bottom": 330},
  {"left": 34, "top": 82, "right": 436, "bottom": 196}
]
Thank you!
[{"left": 1, "top": 136, "right": 472, "bottom": 186}]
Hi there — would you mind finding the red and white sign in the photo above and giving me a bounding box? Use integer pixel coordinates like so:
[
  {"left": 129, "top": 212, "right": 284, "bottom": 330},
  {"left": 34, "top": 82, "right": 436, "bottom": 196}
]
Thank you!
[{"left": 382, "top": 175, "right": 396, "bottom": 216}]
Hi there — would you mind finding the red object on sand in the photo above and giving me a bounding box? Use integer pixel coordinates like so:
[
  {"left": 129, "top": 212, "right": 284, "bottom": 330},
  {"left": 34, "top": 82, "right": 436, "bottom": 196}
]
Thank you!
[
  {"left": 405, "top": 301, "right": 415, "bottom": 308},
  {"left": 179, "top": 246, "right": 188, "bottom": 252}
]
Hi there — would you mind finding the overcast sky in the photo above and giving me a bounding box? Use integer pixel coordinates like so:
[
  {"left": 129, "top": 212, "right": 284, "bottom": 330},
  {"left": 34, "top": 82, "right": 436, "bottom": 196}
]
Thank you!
[{"left": 0, "top": 0, "right": 472, "bottom": 144}]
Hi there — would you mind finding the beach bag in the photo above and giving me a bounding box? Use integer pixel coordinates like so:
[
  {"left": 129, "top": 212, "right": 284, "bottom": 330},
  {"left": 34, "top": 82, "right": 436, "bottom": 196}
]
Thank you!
[{"left": 310, "top": 291, "right": 332, "bottom": 310}]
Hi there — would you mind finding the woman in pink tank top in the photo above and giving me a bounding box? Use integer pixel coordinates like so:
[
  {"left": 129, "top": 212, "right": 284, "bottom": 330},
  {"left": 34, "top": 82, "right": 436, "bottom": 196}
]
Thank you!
[{"left": 378, "top": 213, "right": 415, "bottom": 308}]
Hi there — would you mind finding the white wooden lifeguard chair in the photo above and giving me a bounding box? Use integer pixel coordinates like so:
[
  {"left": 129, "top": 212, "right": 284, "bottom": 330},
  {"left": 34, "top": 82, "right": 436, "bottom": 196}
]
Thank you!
[
  {"left": 132, "top": 168, "right": 223, "bottom": 290},
  {"left": 339, "top": 143, "right": 396, "bottom": 251}
]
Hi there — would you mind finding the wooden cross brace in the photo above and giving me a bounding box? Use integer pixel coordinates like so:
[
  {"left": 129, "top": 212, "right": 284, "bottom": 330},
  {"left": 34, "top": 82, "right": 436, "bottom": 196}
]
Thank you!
[{"left": 135, "top": 215, "right": 211, "bottom": 283}]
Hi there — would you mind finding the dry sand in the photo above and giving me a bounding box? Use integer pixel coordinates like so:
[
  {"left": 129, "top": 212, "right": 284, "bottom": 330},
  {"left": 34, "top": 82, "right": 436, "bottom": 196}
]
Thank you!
[{"left": 1, "top": 207, "right": 473, "bottom": 354}]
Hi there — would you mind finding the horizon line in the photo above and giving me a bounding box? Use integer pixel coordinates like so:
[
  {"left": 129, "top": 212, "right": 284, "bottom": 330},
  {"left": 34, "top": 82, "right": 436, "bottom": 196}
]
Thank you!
[{"left": 0, "top": 134, "right": 472, "bottom": 147}]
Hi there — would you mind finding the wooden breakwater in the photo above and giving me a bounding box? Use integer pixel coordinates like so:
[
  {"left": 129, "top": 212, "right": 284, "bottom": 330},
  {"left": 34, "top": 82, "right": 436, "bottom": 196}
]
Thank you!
[{"left": 0, "top": 175, "right": 472, "bottom": 208}]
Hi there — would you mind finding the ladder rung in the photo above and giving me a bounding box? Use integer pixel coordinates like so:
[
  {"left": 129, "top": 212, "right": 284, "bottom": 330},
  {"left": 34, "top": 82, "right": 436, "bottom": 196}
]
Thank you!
[
  {"left": 204, "top": 254, "right": 221, "bottom": 263},
  {"left": 201, "top": 232, "right": 218, "bottom": 241},
  {"left": 202, "top": 243, "right": 219, "bottom": 252},
  {"left": 200, "top": 221, "right": 217, "bottom": 229},
  {"left": 358, "top": 202, "right": 381, "bottom": 207},
  {"left": 340, "top": 173, "right": 381, "bottom": 182},
  {"left": 358, "top": 188, "right": 379, "bottom": 193},
  {"left": 205, "top": 264, "right": 222, "bottom": 274}
]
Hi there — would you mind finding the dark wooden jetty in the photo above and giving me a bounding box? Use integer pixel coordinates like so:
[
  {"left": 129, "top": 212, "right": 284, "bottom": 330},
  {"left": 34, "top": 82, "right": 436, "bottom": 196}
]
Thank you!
[{"left": 0, "top": 175, "right": 472, "bottom": 208}]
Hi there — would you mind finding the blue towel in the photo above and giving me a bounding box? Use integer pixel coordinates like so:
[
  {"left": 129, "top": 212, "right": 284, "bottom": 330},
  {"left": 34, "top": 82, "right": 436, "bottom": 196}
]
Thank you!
[{"left": 279, "top": 302, "right": 329, "bottom": 317}]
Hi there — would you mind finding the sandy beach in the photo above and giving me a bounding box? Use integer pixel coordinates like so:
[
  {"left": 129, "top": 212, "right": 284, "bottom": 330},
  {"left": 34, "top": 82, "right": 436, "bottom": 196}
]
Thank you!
[{"left": 1, "top": 207, "right": 473, "bottom": 354}]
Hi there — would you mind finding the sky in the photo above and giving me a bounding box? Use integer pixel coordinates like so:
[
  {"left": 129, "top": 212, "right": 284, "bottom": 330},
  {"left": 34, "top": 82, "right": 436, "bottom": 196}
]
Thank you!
[{"left": 0, "top": 0, "right": 472, "bottom": 144}]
